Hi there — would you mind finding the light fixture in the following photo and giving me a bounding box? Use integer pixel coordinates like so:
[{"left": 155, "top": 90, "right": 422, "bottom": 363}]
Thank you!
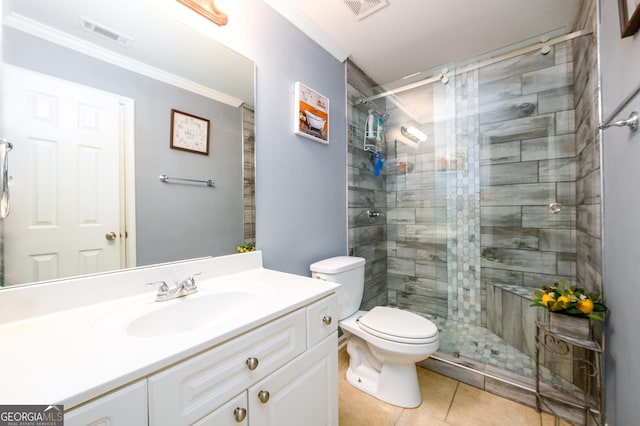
[
  {"left": 176, "top": 0, "right": 228, "bottom": 26},
  {"left": 401, "top": 126, "right": 427, "bottom": 143}
]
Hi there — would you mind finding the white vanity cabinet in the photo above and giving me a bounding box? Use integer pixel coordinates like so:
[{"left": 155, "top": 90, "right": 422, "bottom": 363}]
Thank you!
[
  {"left": 148, "top": 293, "right": 338, "bottom": 426},
  {"left": 64, "top": 380, "right": 147, "bottom": 426}
]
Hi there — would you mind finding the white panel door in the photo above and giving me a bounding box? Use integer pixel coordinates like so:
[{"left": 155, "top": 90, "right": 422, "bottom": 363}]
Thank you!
[
  {"left": 3, "top": 65, "right": 124, "bottom": 285},
  {"left": 248, "top": 333, "right": 338, "bottom": 426}
]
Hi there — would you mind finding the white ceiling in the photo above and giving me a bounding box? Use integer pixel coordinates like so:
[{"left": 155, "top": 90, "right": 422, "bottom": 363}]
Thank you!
[{"left": 285, "top": 0, "right": 581, "bottom": 85}]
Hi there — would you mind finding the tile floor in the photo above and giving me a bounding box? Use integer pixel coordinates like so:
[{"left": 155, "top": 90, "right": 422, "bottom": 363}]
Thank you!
[{"left": 338, "top": 348, "right": 572, "bottom": 426}]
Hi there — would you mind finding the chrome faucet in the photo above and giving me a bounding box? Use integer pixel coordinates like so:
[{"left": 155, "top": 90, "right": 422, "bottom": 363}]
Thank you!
[{"left": 147, "top": 272, "right": 203, "bottom": 302}]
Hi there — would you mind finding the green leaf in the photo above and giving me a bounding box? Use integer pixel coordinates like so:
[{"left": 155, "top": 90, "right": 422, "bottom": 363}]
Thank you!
[
  {"left": 588, "top": 313, "right": 604, "bottom": 321},
  {"left": 555, "top": 278, "right": 569, "bottom": 293}
]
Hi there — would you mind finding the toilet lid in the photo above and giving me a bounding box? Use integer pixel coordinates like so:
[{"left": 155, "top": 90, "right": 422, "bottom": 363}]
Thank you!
[{"left": 358, "top": 306, "right": 439, "bottom": 344}]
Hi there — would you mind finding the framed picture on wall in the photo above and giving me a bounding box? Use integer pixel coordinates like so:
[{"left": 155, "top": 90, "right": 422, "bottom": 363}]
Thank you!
[
  {"left": 618, "top": 0, "right": 640, "bottom": 37},
  {"left": 294, "top": 82, "right": 329, "bottom": 144},
  {"left": 170, "top": 109, "right": 210, "bottom": 155}
]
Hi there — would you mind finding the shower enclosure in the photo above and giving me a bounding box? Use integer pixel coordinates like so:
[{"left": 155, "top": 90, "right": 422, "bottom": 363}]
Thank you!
[{"left": 347, "top": 25, "right": 601, "bottom": 407}]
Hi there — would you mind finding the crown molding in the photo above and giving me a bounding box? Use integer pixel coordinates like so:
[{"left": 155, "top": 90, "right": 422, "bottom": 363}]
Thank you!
[
  {"left": 263, "top": 0, "right": 349, "bottom": 62},
  {"left": 4, "top": 13, "right": 243, "bottom": 108}
]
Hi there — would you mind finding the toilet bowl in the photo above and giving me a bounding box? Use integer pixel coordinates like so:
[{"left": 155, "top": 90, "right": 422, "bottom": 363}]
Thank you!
[
  {"left": 340, "top": 307, "right": 439, "bottom": 408},
  {"left": 310, "top": 256, "right": 439, "bottom": 408}
]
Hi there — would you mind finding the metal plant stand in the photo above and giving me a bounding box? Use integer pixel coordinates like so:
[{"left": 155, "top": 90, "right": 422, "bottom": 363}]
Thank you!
[{"left": 535, "top": 321, "right": 604, "bottom": 426}]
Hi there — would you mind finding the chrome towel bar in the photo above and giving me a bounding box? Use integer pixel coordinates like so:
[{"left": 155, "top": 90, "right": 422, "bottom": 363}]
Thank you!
[
  {"left": 599, "top": 80, "right": 640, "bottom": 132},
  {"left": 599, "top": 111, "right": 638, "bottom": 132},
  {"left": 159, "top": 174, "right": 215, "bottom": 187}
]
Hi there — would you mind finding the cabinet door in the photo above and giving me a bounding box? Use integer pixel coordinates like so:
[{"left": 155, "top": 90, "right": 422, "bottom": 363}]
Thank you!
[
  {"left": 64, "top": 380, "right": 147, "bottom": 426},
  {"left": 193, "top": 392, "right": 247, "bottom": 426},
  {"left": 248, "top": 332, "right": 338, "bottom": 426}
]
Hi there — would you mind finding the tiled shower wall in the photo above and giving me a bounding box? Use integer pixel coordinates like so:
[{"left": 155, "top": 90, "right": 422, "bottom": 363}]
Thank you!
[
  {"left": 572, "top": 0, "right": 601, "bottom": 297},
  {"left": 346, "top": 61, "right": 388, "bottom": 310},
  {"left": 243, "top": 105, "right": 256, "bottom": 246},
  {"left": 386, "top": 41, "right": 580, "bottom": 327}
]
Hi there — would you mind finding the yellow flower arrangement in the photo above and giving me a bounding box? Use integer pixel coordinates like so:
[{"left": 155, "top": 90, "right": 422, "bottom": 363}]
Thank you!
[
  {"left": 236, "top": 242, "right": 255, "bottom": 253},
  {"left": 531, "top": 278, "right": 608, "bottom": 321}
]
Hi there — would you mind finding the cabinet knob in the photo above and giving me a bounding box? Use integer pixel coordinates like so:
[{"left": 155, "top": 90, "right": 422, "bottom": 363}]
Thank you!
[
  {"left": 233, "top": 407, "right": 247, "bottom": 422},
  {"left": 245, "top": 357, "right": 259, "bottom": 370},
  {"left": 322, "top": 315, "right": 332, "bottom": 325},
  {"left": 257, "top": 390, "right": 270, "bottom": 404}
]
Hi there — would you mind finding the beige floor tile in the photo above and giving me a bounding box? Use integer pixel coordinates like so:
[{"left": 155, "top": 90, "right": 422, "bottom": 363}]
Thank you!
[
  {"left": 446, "top": 383, "right": 542, "bottom": 426},
  {"left": 338, "top": 373, "right": 404, "bottom": 426},
  {"left": 412, "top": 367, "right": 459, "bottom": 421},
  {"left": 396, "top": 409, "right": 450, "bottom": 426},
  {"left": 541, "top": 412, "right": 574, "bottom": 425}
]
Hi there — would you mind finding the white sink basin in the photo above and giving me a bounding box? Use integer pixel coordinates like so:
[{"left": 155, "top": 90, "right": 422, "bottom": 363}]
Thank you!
[
  {"left": 93, "top": 289, "right": 261, "bottom": 338},
  {"left": 127, "top": 291, "right": 258, "bottom": 337}
]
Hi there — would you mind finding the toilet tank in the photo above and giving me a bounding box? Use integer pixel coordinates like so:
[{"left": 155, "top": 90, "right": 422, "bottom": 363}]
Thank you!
[{"left": 310, "top": 256, "right": 365, "bottom": 320}]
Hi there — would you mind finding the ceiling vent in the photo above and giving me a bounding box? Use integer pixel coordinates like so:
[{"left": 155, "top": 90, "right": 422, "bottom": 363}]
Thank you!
[
  {"left": 343, "top": 0, "right": 389, "bottom": 20},
  {"left": 80, "top": 17, "right": 133, "bottom": 47}
]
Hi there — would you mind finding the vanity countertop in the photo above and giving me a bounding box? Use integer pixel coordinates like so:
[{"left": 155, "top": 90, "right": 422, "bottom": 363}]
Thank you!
[{"left": 0, "top": 254, "right": 339, "bottom": 409}]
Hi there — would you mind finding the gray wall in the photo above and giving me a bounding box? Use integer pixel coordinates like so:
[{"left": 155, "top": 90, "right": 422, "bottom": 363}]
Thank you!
[
  {"left": 241, "top": 3, "right": 348, "bottom": 276},
  {"left": 600, "top": 1, "right": 640, "bottom": 424},
  {"left": 3, "top": 28, "right": 243, "bottom": 266}
]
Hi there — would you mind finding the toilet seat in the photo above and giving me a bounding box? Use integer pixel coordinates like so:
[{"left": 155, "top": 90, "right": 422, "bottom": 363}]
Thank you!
[{"left": 357, "top": 306, "right": 439, "bottom": 344}]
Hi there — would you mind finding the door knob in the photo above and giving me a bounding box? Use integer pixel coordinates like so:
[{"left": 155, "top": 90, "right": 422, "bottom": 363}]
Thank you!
[{"left": 105, "top": 231, "right": 117, "bottom": 241}]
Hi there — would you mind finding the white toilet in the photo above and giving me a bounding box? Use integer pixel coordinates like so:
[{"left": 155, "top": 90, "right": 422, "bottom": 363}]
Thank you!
[{"left": 310, "top": 256, "right": 439, "bottom": 408}]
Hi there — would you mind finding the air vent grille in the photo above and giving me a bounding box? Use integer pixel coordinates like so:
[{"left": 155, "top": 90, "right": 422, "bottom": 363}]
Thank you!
[
  {"left": 80, "top": 17, "right": 133, "bottom": 47},
  {"left": 343, "top": 0, "right": 389, "bottom": 20}
]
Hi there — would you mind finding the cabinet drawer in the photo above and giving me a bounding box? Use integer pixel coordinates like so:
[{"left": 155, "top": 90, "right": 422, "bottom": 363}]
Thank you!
[
  {"left": 148, "top": 309, "right": 306, "bottom": 426},
  {"left": 65, "top": 380, "right": 147, "bottom": 426},
  {"left": 306, "top": 293, "right": 338, "bottom": 348}
]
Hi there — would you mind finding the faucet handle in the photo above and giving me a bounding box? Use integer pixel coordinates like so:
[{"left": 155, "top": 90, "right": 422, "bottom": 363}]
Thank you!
[
  {"left": 183, "top": 272, "right": 203, "bottom": 291},
  {"left": 146, "top": 280, "right": 170, "bottom": 296}
]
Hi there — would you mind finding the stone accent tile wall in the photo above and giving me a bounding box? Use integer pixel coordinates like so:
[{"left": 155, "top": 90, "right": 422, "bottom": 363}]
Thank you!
[{"left": 347, "top": 60, "right": 388, "bottom": 310}]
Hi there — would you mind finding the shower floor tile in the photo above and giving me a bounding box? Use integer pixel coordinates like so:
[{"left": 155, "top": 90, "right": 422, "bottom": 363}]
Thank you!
[{"left": 420, "top": 313, "right": 580, "bottom": 392}]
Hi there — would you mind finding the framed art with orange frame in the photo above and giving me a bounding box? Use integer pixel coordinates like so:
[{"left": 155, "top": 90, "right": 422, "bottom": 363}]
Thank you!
[{"left": 294, "top": 82, "right": 329, "bottom": 144}]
